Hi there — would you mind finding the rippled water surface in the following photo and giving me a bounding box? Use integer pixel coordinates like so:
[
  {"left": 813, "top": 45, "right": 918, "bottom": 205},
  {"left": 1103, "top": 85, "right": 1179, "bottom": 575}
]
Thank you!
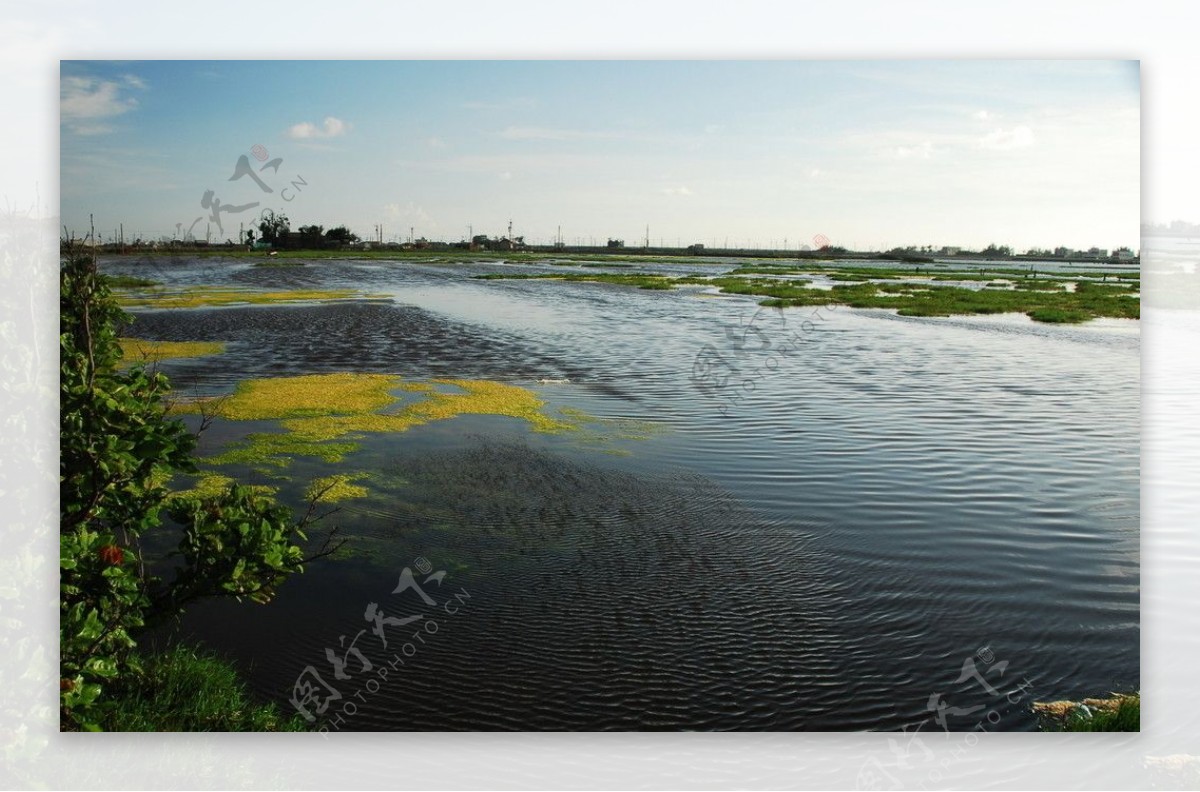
[{"left": 108, "top": 255, "right": 1139, "bottom": 731}]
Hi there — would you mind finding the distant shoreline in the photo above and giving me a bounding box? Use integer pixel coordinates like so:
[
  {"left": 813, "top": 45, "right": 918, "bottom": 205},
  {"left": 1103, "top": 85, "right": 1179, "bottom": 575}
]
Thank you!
[{"left": 82, "top": 244, "right": 1141, "bottom": 269}]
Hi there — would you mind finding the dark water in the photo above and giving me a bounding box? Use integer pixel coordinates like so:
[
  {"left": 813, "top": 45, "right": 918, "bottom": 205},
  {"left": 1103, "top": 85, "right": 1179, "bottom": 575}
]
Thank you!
[{"left": 109, "top": 255, "right": 1139, "bottom": 731}]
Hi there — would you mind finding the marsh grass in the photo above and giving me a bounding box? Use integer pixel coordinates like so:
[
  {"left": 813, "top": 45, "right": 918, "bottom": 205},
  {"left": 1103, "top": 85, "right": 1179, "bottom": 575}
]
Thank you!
[
  {"left": 476, "top": 266, "right": 1137, "bottom": 322},
  {"left": 1034, "top": 694, "right": 1139, "bottom": 732},
  {"left": 92, "top": 644, "right": 306, "bottom": 732},
  {"left": 762, "top": 280, "right": 1138, "bottom": 322}
]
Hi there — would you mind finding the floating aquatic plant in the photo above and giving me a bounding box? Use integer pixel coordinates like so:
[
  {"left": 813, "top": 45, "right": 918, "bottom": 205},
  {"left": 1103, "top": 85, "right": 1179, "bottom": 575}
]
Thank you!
[
  {"left": 204, "top": 432, "right": 360, "bottom": 470},
  {"left": 192, "top": 373, "right": 402, "bottom": 421},
  {"left": 116, "top": 287, "right": 390, "bottom": 310},
  {"left": 117, "top": 338, "right": 226, "bottom": 367},
  {"left": 304, "top": 473, "right": 370, "bottom": 503},
  {"left": 188, "top": 373, "right": 661, "bottom": 479},
  {"left": 280, "top": 377, "right": 574, "bottom": 441},
  {"left": 166, "top": 472, "right": 277, "bottom": 501}
]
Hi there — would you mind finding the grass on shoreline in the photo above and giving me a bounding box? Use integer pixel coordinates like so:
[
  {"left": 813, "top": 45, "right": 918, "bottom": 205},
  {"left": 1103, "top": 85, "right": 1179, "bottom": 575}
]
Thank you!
[
  {"left": 89, "top": 644, "right": 306, "bottom": 731},
  {"left": 1034, "top": 693, "right": 1139, "bottom": 732}
]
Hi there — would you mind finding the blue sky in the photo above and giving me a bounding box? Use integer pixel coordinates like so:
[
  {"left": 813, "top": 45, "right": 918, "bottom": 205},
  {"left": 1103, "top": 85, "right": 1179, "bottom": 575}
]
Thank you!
[{"left": 60, "top": 60, "right": 1139, "bottom": 251}]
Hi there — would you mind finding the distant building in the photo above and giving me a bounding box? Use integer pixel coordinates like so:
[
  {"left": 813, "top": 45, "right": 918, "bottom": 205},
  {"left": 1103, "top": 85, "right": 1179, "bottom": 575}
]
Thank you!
[
  {"left": 1115, "top": 247, "right": 1136, "bottom": 260},
  {"left": 607, "top": 238, "right": 625, "bottom": 248},
  {"left": 688, "top": 243, "right": 705, "bottom": 253},
  {"left": 939, "top": 246, "right": 961, "bottom": 256},
  {"left": 1054, "top": 246, "right": 1073, "bottom": 257}
]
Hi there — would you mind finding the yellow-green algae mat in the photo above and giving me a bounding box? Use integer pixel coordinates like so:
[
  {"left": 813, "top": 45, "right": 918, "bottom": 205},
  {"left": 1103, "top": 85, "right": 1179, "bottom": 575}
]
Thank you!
[
  {"left": 165, "top": 471, "right": 369, "bottom": 507},
  {"left": 117, "top": 338, "right": 226, "bottom": 367},
  {"left": 116, "top": 286, "right": 390, "bottom": 310},
  {"left": 173, "top": 373, "right": 663, "bottom": 496}
]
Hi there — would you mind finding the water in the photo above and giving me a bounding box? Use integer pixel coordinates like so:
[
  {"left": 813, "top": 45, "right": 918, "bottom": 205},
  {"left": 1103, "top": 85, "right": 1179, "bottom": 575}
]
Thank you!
[{"left": 108, "top": 255, "right": 1139, "bottom": 731}]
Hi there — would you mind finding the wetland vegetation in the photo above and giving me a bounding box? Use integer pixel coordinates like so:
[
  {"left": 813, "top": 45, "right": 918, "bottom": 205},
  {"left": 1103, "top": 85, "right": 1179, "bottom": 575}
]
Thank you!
[
  {"left": 68, "top": 247, "right": 1139, "bottom": 732},
  {"left": 474, "top": 262, "right": 1139, "bottom": 323}
]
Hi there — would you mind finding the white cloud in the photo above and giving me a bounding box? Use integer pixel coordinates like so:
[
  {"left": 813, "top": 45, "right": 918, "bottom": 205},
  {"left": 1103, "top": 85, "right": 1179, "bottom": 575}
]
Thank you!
[
  {"left": 662, "top": 186, "right": 692, "bottom": 196},
  {"left": 60, "top": 75, "right": 144, "bottom": 134},
  {"left": 498, "top": 171, "right": 513, "bottom": 181},
  {"left": 894, "top": 141, "right": 933, "bottom": 159},
  {"left": 972, "top": 109, "right": 993, "bottom": 121},
  {"left": 71, "top": 124, "right": 115, "bottom": 136},
  {"left": 426, "top": 137, "right": 447, "bottom": 148},
  {"left": 286, "top": 116, "right": 350, "bottom": 140},
  {"left": 979, "top": 125, "right": 1035, "bottom": 150},
  {"left": 383, "top": 201, "right": 434, "bottom": 229}
]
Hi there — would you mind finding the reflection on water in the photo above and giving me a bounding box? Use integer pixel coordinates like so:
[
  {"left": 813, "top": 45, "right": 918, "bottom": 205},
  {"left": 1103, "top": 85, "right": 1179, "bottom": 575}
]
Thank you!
[{"left": 109, "top": 255, "right": 1139, "bottom": 731}]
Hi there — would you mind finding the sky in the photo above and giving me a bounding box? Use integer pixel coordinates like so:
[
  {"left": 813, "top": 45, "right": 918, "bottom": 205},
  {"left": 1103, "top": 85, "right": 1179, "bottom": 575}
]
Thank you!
[{"left": 60, "top": 60, "right": 1140, "bottom": 251}]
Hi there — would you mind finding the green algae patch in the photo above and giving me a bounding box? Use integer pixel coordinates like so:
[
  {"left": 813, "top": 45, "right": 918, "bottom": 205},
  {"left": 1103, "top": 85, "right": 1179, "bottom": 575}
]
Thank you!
[
  {"left": 205, "top": 432, "right": 360, "bottom": 471},
  {"left": 187, "top": 373, "right": 587, "bottom": 468},
  {"left": 116, "top": 287, "right": 389, "bottom": 310},
  {"left": 166, "top": 472, "right": 277, "bottom": 501},
  {"left": 199, "top": 373, "right": 402, "bottom": 421},
  {"left": 117, "top": 338, "right": 226, "bottom": 367},
  {"left": 280, "top": 378, "right": 575, "bottom": 441},
  {"left": 305, "top": 473, "right": 370, "bottom": 503},
  {"left": 189, "top": 372, "right": 661, "bottom": 479}
]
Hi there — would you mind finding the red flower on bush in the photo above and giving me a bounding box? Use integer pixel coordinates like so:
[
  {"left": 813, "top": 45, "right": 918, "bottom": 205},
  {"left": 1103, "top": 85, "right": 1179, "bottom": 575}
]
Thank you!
[{"left": 97, "top": 544, "right": 124, "bottom": 566}]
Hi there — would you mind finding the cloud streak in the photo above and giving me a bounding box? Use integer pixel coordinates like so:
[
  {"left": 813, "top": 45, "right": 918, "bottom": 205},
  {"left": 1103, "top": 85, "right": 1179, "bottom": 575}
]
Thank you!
[
  {"left": 60, "top": 74, "right": 144, "bottom": 135},
  {"left": 979, "top": 125, "right": 1035, "bottom": 150},
  {"left": 286, "top": 116, "right": 350, "bottom": 139}
]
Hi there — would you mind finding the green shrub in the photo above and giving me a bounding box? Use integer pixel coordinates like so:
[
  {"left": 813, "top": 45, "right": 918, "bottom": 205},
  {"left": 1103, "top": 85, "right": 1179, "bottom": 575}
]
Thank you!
[{"left": 60, "top": 250, "right": 333, "bottom": 730}]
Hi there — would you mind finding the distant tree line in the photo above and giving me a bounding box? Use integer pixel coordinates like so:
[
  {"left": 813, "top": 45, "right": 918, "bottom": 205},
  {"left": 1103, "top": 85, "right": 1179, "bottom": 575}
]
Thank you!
[{"left": 248, "top": 211, "right": 359, "bottom": 249}]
